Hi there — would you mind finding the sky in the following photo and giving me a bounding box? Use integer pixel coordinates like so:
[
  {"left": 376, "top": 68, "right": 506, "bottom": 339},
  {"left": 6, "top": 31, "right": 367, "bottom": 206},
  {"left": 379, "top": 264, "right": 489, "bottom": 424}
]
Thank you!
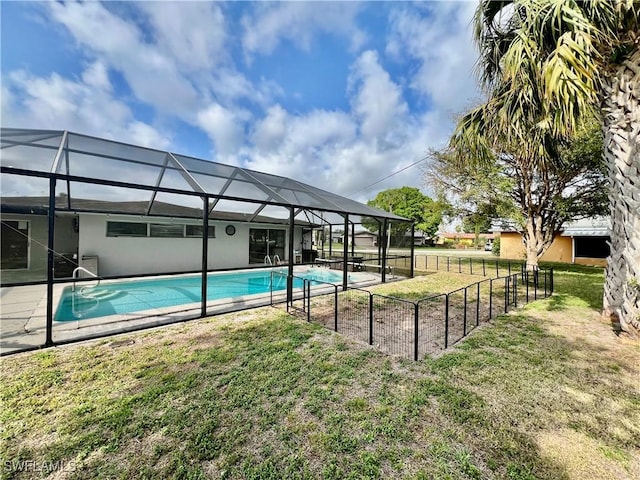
[{"left": 1, "top": 1, "right": 482, "bottom": 204}]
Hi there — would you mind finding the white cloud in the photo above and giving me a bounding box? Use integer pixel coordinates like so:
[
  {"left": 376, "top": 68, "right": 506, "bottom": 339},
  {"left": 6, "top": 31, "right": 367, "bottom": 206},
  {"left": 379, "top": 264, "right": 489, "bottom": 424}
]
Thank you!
[
  {"left": 247, "top": 105, "right": 357, "bottom": 183},
  {"left": 44, "top": 2, "right": 280, "bottom": 128},
  {"left": 47, "top": 1, "right": 201, "bottom": 117},
  {"left": 241, "top": 2, "right": 365, "bottom": 59},
  {"left": 386, "top": 2, "right": 480, "bottom": 114},
  {"left": 348, "top": 50, "right": 409, "bottom": 140},
  {"left": 2, "top": 63, "right": 170, "bottom": 149},
  {"left": 197, "top": 103, "right": 246, "bottom": 158},
  {"left": 136, "top": 1, "right": 227, "bottom": 72},
  {"left": 236, "top": 47, "right": 462, "bottom": 202},
  {"left": 252, "top": 105, "right": 289, "bottom": 152}
]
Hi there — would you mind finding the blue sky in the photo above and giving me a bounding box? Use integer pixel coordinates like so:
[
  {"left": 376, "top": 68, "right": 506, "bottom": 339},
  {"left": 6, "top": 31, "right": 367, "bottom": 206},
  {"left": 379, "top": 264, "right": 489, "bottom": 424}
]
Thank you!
[{"left": 1, "top": 1, "right": 481, "bottom": 203}]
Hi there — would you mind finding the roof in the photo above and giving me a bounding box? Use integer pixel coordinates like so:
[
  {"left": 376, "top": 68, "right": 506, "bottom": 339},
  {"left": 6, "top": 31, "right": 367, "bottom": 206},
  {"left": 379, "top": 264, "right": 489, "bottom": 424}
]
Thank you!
[
  {"left": 440, "top": 232, "right": 495, "bottom": 240},
  {"left": 560, "top": 216, "right": 610, "bottom": 237},
  {"left": 353, "top": 231, "right": 376, "bottom": 237},
  {"left": 0, "top": 197, "right": 313, "bottom": 226},
  {"left": 490, "top": 219, "right": 519, "bottom": 233},
  {"left": 0, "top": 128, "right": 408, "bottom": 225},
  {"left": 491, "top": 217, "right": 609, "bottom": 237}
]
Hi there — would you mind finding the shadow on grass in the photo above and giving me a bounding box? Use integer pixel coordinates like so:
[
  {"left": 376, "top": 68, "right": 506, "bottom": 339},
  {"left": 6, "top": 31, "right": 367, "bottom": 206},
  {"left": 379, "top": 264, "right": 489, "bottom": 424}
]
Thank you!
[{"left": 431, "top": 315, "right": 640, "bottom": 480}]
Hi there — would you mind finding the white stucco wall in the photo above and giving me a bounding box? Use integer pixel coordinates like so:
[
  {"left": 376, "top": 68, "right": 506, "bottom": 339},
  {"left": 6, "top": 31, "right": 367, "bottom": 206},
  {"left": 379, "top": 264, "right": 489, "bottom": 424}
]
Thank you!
[{"left": 78, "top": 214, "right": 302, "bottom": 277}]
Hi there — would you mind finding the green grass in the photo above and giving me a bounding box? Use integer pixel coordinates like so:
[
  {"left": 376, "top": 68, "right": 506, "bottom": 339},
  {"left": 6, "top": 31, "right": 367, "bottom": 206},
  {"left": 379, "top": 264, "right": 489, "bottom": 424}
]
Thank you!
[{"left": 1, "top": 268, "right": 638, "bottom": 479}]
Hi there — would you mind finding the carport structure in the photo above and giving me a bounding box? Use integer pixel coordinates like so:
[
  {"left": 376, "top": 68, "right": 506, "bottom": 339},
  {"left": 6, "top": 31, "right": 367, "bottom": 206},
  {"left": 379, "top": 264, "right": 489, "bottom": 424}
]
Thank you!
[{"left": 0, "top": 128, "right": 413, "bottom": 352}]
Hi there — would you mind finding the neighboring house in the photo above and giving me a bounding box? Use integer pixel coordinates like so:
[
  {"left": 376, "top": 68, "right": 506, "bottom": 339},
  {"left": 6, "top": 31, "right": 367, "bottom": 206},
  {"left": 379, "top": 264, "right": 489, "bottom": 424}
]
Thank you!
[
  {"left": 404, "top": 231, "right": 432, "bottom": 246},
  {"left": 435, "top": 232, "right": 495, "bottom": 246},
  {"left": 492, "top": 217, "right": 610, "bottom": 266},
  {"left": 351, "top": 230, "right": 377, "bottom": 247}
]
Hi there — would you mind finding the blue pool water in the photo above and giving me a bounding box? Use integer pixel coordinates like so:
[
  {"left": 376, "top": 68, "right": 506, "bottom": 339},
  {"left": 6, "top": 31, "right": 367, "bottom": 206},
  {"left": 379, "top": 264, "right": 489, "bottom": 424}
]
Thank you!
[{"left": 55, "top": 268, "right": 348, "bottom": 322}]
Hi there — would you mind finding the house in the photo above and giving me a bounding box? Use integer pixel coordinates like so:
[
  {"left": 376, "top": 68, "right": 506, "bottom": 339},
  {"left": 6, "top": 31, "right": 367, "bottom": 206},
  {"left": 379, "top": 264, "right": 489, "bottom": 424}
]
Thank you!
[
  {"left": 0, "top": 196, "right": 315, "bottom": 281},
  {"left": 351, "top": 230, "right": 377, "bottom": 247},
  {"left": 493, "top": 217, "right": 610, "bottom": 266},
  {"left": 435, "top": 232, "right": 495, "bottom": 247},
  {"left": 407, "top": 231, "right": 433, "bottom": 246}
]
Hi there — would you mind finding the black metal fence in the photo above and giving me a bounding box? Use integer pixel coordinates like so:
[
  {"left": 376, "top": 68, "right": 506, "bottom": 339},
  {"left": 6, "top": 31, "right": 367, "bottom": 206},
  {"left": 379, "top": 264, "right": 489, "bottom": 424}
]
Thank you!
[
  {"left": 272, "top": 268, "right": 553, "bottom": 360},
  {"left": 315, "top": 252, "right": 413, "bottom": 275},
  {"left": 414, "top": 254, "right": 527, "bottom": 278}
]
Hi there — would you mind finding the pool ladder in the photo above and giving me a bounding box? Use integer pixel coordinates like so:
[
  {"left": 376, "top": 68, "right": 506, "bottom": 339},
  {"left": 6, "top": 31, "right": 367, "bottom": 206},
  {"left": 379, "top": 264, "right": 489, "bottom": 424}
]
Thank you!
[
  {"left": 71, "top": 267, "right": 102, "bottom": 327},
  {"left": 264, "top": 255, "right": 283, "bottom": 266}
]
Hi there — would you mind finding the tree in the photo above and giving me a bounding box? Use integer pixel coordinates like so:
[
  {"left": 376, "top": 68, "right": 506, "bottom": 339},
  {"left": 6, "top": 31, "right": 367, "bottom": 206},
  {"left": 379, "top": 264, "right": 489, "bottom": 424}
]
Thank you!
[
  {"left": 364, "top": 187, "right": 442, "bottom": 239},
  {"left": 433, "top": 118, "right": 608, "bottom": 268},
  {"left": 464, "top": 0, "right": 639, "bottom": 335},
  {"left": 461, "top": 214, "right": 492, "bottom": 236}
]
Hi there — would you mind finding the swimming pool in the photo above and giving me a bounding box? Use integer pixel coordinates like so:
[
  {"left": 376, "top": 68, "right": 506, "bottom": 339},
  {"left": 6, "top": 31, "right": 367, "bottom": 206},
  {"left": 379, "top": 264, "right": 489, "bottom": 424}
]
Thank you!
[{"left": 54, "top": 268, "right": 349, "bottom": 322}]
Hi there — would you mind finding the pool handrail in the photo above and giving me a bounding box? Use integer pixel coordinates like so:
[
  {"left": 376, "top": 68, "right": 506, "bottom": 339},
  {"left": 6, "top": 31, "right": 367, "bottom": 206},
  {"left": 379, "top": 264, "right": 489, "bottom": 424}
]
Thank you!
[{"left": 72, "top": 266, "right": 101, "bottom": 292}]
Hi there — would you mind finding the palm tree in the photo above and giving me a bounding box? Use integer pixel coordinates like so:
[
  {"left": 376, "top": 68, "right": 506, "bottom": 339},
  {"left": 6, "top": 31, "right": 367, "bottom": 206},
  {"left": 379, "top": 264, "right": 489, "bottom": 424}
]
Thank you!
[{"left": 458, "top": 0, "right": 639, "bottom": 335}]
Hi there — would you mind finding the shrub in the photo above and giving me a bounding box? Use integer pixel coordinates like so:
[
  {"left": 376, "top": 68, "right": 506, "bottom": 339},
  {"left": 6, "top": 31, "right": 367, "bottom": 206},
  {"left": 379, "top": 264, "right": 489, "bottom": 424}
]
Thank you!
[{"left": 491, "top": 237, "right": 500, "bottom": 256}]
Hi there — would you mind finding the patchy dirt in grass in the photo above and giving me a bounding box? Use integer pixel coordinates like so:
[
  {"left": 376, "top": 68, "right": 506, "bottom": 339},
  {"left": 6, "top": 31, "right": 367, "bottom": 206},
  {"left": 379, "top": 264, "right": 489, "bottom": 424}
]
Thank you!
[
  {"left": 529, "top": 304, "right": 640, "bottom": 390},
  {"left": 537, "top": 428, "right": 640, "bottom": 480}
]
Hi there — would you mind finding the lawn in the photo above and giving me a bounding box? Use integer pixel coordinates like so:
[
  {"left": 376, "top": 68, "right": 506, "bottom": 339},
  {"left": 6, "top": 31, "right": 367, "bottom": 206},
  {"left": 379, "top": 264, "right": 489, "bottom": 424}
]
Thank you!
[{"left": 1, "top": 266, "right": 639, "bottom": 479}]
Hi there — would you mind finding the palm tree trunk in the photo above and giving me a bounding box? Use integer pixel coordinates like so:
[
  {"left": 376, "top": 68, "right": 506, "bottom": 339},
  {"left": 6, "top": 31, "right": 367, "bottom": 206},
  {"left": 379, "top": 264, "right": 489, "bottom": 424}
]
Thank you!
[{"left": 601, "top": 48, "right": 640, "bottom": 336}]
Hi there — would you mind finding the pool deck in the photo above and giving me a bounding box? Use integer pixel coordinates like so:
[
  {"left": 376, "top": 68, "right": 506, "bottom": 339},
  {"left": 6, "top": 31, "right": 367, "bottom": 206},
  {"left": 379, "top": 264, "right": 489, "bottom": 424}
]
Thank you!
[{"left": 1, "top": 267, "right": 385, "bottom": 355}]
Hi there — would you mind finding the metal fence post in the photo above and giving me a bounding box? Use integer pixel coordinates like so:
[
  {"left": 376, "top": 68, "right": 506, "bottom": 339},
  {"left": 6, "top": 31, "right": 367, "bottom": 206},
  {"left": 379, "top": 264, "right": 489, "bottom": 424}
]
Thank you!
[
  {"left": 307, "top": 280, "right": 311, "bottom": 322},
  {"left": 444, "top": 294, "right": 449, "bottom": 349},
  {"left": 447, "top": 256, "right": 450, "bottom": 272},
  {"left": 369, "top": 293, "right": 374, "bottom": 345},
  {"left": 334, "top": 286, "right": 338, "bottom": 331},
  {"left": 513, "top": 274, "right": 518, "bottom": 307},
  {"left": 508, "top": 262, "right": 511, "bottom": 276},
  {"left": 463, "top": 287, "right": 468, "bottom": 336},
  {"left": 476, "top": 282, "right": 480, "bottom": 326},
  {"left": 504, "top": 276, "right": 509, "bottom": 313},
  {"left": 45, "top": 176, "right": 56, "bottom": 347},
  {"left": 286, "top": 275, "right": 291, "bottom": 313},
  {"left": 544, "top": 270, "right": 547, "bottom": 297},
  {"left": 489, "top": 279, "right": 493, "bottom": 319},
  {"left": 458, "top": 257, "right": 462, "bottom": 273},
  {"left": 414, "top": 303, "right": 419, "bottom": 361},
  {"left": 525, "top": 270, "right": 529, "bottom": 303},
  {"left": 534, "top": 270, "right": 538, "bottom": 300},
  {"left": 550, "top": 268, "right": 554, "bottom": 294},
  {"left": 482, "top": 258, "right": 486, "bottom": 277},
  {"left": 469, "top": 257, "right": 473, "bottom": 275},
  {"left": 495, "top": 260, "right": 499, "bottom": 278}
]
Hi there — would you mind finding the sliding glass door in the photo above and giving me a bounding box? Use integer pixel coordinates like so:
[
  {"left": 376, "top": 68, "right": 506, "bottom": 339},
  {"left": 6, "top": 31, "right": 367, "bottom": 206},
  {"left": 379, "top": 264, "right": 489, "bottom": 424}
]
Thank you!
[{"left": 249, "top": 228, "right": 285, "bottom": 264}]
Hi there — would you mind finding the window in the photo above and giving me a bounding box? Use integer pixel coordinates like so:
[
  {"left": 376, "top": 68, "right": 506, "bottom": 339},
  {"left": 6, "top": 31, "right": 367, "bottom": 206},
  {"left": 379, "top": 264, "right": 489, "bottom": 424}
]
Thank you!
[
  {"left": 150, "top": 223, "right": 185, "bottom": 238},
  {"left": 185, "top": 225, "right": 216, "bottom": 238},
  {"left": 106, "top": 221, "right": 147, "bottom": 237},
  {"left": 575, "top": 236, "right": 610, "bottom": 258},
  {"left": 1, "top": 220, "right": 29, "bottom": 269}
]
